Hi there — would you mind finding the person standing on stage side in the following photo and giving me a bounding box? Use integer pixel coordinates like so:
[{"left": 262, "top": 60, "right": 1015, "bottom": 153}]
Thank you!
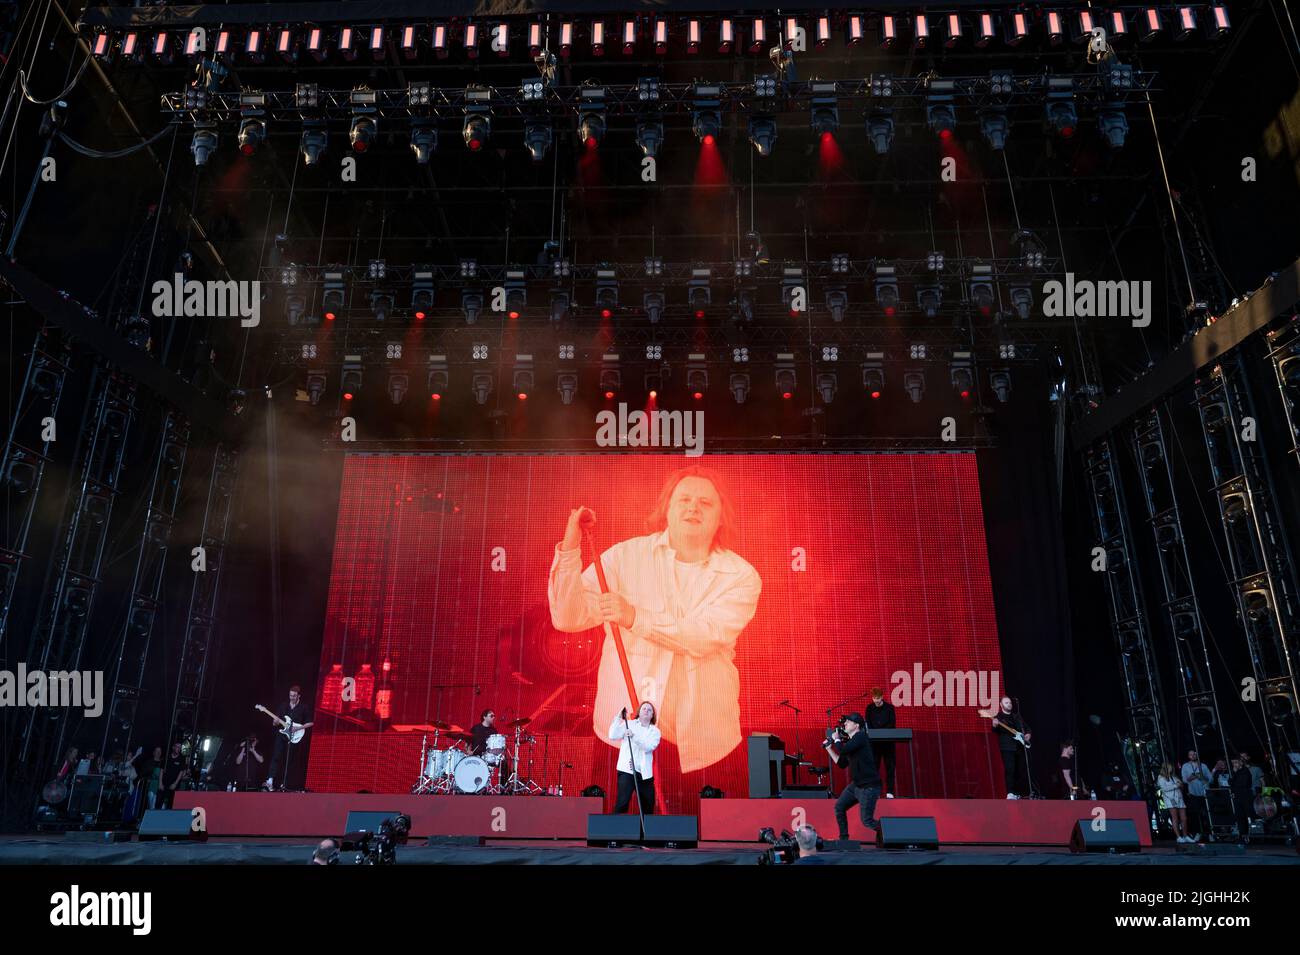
[
  {"left": 1156, "top": 762, "right": 1192, "bottom": 843},
  {"left": 1052, "top": 740, "right": 1078, "bottom": 799},
  {"left": 470, "top": 709, "right": 497, "bottom": 757},
  {"left": 991, "top": 696, "right": 1032, "bottom": 798},
  {"left": 1229, "top": 757, "right": 1255, "bottom": 845},
  {"left": 264, "top": 685, "right": 314, "bottom": 791},
  {"left": 1180, "top": 749, "right": 1212, "bottom": 840},
  {"left": 548, "top": 466, "right": 762, "bottom": 774},
  {"left": 866, "top": 687, "right": 897, "bottom": 797},
  {"left": 609, "top": 702, "right": 661, "bottom": 814},
  {"left": 824, "top": 712, "right": 881, "bottom": 840}
]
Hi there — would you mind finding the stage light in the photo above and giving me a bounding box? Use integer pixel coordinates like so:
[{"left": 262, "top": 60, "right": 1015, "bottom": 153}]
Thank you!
[
  {"left": 730, "top": 373, "right": 750, "bottom": 404},
  {"left": 557, "top": 21, "right": 572, "bottom": 56},
  {"left": 1009, "top": 285, "right": 1033, "bottom": 320},
  {"left": 386, "top": 371, "right": 409, "bottom": 405},
  {"left": 913, "top": 13, "right": 930, "bottom": 49},
  {"left": 462, "top": 291, "right": 483, "bottom": 324},
  {"left": 917, "top": 285, "right": 942, "bottom": 319},
  {"left": 815, "top": 16, "right": 832, "bottom": 48},
  {"left": 294, "top": 82, "right": 319, "bottom": 109},
  {"left": 976, "top": 12, "right": 995, "bottom": 47},
  {"left": 687, "top": 363, "right": 708, "bottom": 397},
  {"left": 471, "top": 372, "right": 493, "bottom": 404},
  {"left": 463, "top": 114, "right": 490, "bottom": 151},
  {"left": 549, "top": 291, "right": 571, "bottom": 323},
  {"left": 342, "top": 364, "right": 363, "bottom": 398},
  {"left": 410, "top": 122, "right": 437, "bottom": 163},
  {"left": 622, "top": 19, "right": 637, "bottom": 55},
  {"left": 1046, "top": 10, "right": 1065, "bottom": 45},
  {"left": 979, "top": 110, "right": 1008, "bottom": 151},
  {"left": 513, "top": 367, "right": 534, "bottom": 400},
  {"left": 1208, "top": 5, "right": 1230, "bottom": 38},
  {"left": 904, "top": 370, "right": 925, "bottom": 403},
  {"left": 600, "top": 368, "right": 621, "bottom": 396},
  {"left": 591, "top": 19, "right": 606, "bottom": 55},
  {"left": 945, "top": 12, "right": 963, "bottom": 47},
  {"left": 645, "top": 368, "right": 663, "bottom": 397},
  {"left": 411, "top": 271, "right": 434, "bottom": 317},
  {"left": 369, "top": 25, "right": 385, "bottom": 59},
  {"left": 237, "top": 117, "right": 266, "bottom": 156},
  {"left": 990, "top": 369, "right": 1011, "bottom": 403},
  {"left": 578, "top": 88, "right": 607, "bottom": 147},
  {"left": 305, "top": 26, "right": 326, "bottom": 60},
  {"left": 528, "top": 22, "right": 544, "bottom": 56},
  {"left": 190, "top": 125, "right": 217, "bottom": 166},
  {"left": 863, "top": 357, "right": 886, "bottom": 399},
  {"left": 1077, "top": 10, "right": 1097, "bottom": 39},
  {"left": 306, "top": 371, "right": 326, "bottom": 405},
  {"left": 1141, "top": 7, "right": 1162, "bottom": 40},
  {"left": 430, "top": 23, "right": 449, "bottom": 58},
  {"left": 1098, "top": 107, "right": 1129, "bottom": 148},
  {"left": 749, "top": 17, "right": 767, "bottom": 54},
  {"left": 1104, "top": 62, "right": 1134, "bottom": 91},
  {"left": 92, "top": 32, "right": 112, "bottom": 60},
  {"left": 815, "top": 373, "right": 837, "bottom": 404},
  {"left": 719, "top": 18, "right": 735, "bottom": 52},
  {"left": 465, "top": 22, "right": 480, "bottom": 58},
  {"left": 950, "top": 357, "right": 974, "bottom": 399},
  {"left": 866, "top": 111, "right": 895, "bottom": 155},
  {"left": 688, "top": 269, "right": 712, "bottom": 314},
  {"left": 910, "top": 342, "right": 928, "bottom": 360},
  {"left": 245, "top": 28, "right": 265, "bottom": 63},
  {"left": 825, "top": 289, "right": 847, "bottom": 323},
  {"left": 749, "top": 116, "right": 777, "bottom": 156},
  {"left": 1175, "top": 6, "right": 1197, "bottom": 38},
  {"left": 693, "top": 84, "right": 721, "bottom": 142},
  {"left": 810, "top": 82, "right": 839, "bottom": 136},
  {"left": 338, "top": 26, "right": 355, "bottom": 60},
  {"left": 873, "top": 15, "right": 889, "bottom": 47},
  {"left": 642, "top": 291, "right": 665, "bottom": 324},
  {"left": 370, "top": 290, "right": 393, "bottom": 322},
  {"left": 1046, "top": 78, "right": 1077, "bottom": 138},
  {"left": 775, "top": 364, "right": 796, "bottom": 400},
  {"left": 685, "top": 18, "right": 701, "bottom": 53},
  {"left": 875, "top": 264, "right": 899, "bottom": 315},
  {"left": 524, "top": 121, "right": 552, "bottom": 161},
  {"left": 522, "top": 78, "right": 545, "bottom": 102},
  {"left": 556, "top": 372, "right": 578, "bottom": 405},
  {"left": 300, "top": 122, "right": 327, "bottom": 166},
  {"left": 1109, "top": 11, "right": 1129, "bottom": 40},
  {"left": 121, "top": 31, "right": 141, "bottom": 60},
  {"left": 636, "top": 120, "right": 663, "bottom": 158},
  {"left": 1007, "top": 10, "right": 1030, "bottom": 45},
  {"left": 322, "top": 270, "right": 345, "bottom": 320},
  {"left": 349, "top": 115, "right": 377, "bottom": 153},
  {"left": 968, "top": 265, "right": 995, "bottom": 315},
  {"left": 182, "top": 28, "right": 204, "bottom": 60},
  {"left": 276, "top": 27, "right": 296, "bottom": 62},
  {"left": 654, "top": 18, "right": 668, "bottom": 54},
  {"left": 927, "top": 251, "right": 945, "bottom": 272},
  {"left": 927, "top": 79, "right": 956, "bottom": 138}
]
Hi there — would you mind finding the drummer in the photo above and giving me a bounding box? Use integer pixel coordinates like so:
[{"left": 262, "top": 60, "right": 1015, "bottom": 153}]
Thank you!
[{"left": 470, "top": 709, "right": 497, "bottom": 757}]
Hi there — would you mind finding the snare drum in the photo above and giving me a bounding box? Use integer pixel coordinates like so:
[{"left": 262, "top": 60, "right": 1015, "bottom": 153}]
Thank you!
[
  {"left": 441, "top": 748, "right": 466, "bottom": 776},
  {"left": 453, "top": 756, "right": 491, "bottom": 794},
  {"left": 483, "top": 733, "right": 507, "bottom": 766}
]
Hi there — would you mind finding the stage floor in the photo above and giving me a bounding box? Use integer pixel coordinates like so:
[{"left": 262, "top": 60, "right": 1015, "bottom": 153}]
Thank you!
[{"left": 2, "top": 836, "right": 1296, "bottom": 866}]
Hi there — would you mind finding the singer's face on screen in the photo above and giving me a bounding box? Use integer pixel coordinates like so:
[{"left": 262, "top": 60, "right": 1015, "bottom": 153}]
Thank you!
[{"left": 666, "top": 476, "right": 722, "bottom": 552}]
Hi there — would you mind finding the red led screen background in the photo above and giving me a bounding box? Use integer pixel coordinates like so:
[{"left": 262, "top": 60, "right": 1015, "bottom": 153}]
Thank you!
[{"left": 306, "top": 453, "right": 1006, "bottom": 812}]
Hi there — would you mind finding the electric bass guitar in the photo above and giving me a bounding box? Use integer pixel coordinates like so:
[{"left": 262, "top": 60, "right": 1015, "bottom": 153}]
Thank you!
[{"left": 256, "top": 704, "right": 307, "bottom": 743}]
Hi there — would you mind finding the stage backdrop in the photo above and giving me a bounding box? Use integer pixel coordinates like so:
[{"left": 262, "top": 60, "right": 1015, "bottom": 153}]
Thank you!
[{"left": 305, "top": 453, "right": 1006, "bottom": 813}]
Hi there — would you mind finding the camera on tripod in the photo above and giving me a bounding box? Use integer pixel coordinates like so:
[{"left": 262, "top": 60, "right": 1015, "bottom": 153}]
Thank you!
[
  {"left": 756, "top": 826, "right": 822, "bottom": 865},
  {"left": 345, "top": 813, "right": 412, "bottom": 865}
]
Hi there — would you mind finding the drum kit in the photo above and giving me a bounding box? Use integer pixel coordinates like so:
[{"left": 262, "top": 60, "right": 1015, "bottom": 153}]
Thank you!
[{"left": 411, "top": 717, "right": 546, "bottom": 796}]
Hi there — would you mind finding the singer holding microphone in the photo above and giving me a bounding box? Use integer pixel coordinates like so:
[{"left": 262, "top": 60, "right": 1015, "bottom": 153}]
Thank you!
[{"left": 609, "top": 702, "right": 662, "bottom": 814}]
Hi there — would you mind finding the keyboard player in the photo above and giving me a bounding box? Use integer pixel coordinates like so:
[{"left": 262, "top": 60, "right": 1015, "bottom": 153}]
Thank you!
[{"left": 866, "top": 687, "right": 897, "bottom": 797}]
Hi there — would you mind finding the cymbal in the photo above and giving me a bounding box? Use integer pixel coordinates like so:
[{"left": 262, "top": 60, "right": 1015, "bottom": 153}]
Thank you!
[
  {"left": 430, "top": 719, "right": 451, "bottom": 731},
  {"left": 445, "top": 731, "right": 472, "bottom": 742},
  {"left": 508, "top": 717, "right": 532, "bottom": 727}
]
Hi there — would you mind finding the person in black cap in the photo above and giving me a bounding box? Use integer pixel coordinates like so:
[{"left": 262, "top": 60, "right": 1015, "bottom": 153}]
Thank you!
[{"left": 824, "top": 712, "right": 881, "bottom": 840}]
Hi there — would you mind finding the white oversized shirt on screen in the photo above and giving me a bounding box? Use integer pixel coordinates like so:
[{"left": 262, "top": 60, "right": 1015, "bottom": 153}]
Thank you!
[
  {"left": 609, "top": 715, "right": 662, "bottom": 778},
  {"left": 547, "top": 530, "right": 762, "bottom": 773}
]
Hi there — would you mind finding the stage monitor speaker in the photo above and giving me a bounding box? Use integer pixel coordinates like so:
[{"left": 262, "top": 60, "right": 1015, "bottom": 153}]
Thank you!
[
  {"left": 137, "top": 809, "right": 203, "bottom": 840},
  {"left": 642, "top": 815, "right": 698, "bottom": 848},
  {"left": 875, "top": 816, "right": 939, "bottom": 850},
  {"left": 1070, "top": 818, "right": 1140, "bottom": 853},
  {"left": 67, "top": 774, "right": 106, "bottom": 816},
  {"left": 342, "top": 810, "right": 401, "bottom": 846},
  {"left": 587, "top": 814, "right": 641, "bottom": 847}
]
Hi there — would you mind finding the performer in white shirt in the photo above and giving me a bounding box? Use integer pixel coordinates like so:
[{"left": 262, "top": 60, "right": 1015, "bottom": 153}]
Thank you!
[
  {"left": 609, "top": 702, "right": 662, "bottom": 814},
  {"left": 548, "top": 466, "right": 762, "bottom": 774}
]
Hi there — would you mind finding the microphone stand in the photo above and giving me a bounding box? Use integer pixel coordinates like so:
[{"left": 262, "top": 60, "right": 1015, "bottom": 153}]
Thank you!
[
  {"left": 623, "top": 711, "right": 648, "bottom": 845},
  {"left": 778, "top": 701, "right": 802, "bottom": 787}
]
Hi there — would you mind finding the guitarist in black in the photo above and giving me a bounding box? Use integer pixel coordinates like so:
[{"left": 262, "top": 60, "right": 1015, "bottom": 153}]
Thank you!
[
  {"left": 264, "top": 685, "right": 314, "bottom": 791},
  {"left": 990, "top": 696, "right": 1032, "bottom": 798}
]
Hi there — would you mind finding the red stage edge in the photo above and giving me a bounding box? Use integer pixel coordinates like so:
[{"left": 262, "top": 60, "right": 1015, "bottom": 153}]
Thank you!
[
  {"left": 173, "top": 793, "right": 604, "bottom": 839},
  {"left": 700, "top": 798, "right": 1153, "bottom": 846},
  {"left": 174, "top": 793, "right": 1151, "bottom": 847}
]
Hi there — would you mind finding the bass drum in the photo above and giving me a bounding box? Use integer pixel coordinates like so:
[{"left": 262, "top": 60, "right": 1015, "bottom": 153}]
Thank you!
[{"left": 453, "top": 756, "right": 491, "bottom": 794}]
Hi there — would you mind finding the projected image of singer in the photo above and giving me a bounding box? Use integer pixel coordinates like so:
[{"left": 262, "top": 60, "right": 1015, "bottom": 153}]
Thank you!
[{"left": 547, "top": 467, "right": 762, "bottom": 773}]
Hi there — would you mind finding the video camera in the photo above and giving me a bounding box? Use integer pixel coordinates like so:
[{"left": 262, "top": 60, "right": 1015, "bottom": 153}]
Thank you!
[
  {"left": 344, "top": 813, "right": 412, "bottom": 866},
  {"left": 756, "top": 826, "right": 822, "bottom": 865}
]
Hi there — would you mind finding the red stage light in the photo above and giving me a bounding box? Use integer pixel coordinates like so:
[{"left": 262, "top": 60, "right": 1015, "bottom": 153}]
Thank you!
[
  {"left": 870, "top": 390, "right": 882, "bottom": 399},
  {"left": 959, "top": 389, "right": 970, "bottom": 399},
  {"left": 325, "top": 311, "right": 336, "bottom": 321},
  {"left": 884, "top": 306, "right": 896, "bottom": 317},
  {"left": 591, "top": 20, "right": 605, "bottom": 55},
  {"left": 649, "top": 390, "right": 658, "bottom": 399},
  {"left": 468, "top": 139, "right": 482, "bottom": 152},
  {"left": 821, "top": 131, "right": 833, "bottom": 144},
  {"left": 518, "top": 392, "right": 528, "bottom": 401},
  {"left": 414, "top": 310, "right": 426, "bottom": 320},
  {"left": 702, "top": 134, "right": 715, "bottom": 146},
  {"left": 939, "top": 128, "right": 953, "bottom": 140},
  {"left": 509, "top": 310, "right": 520, "bottom": 319},
  {"left": 693, "top": 391, "right": 703, "bottom": 400},
  {"left": 694, "top": 309, "right": 706, "bottom": 319},
  {"left": 782, "top": 391, "right": 793, "bottom": 400},
  {"left": 600, "top": 308, "right": 612, "bottom": 319},
  {"left": 239, "top": 142, "right": 256, "bottom": 156},
  {"left": 586, "top": 135, "right": 599, "bottom": 150},
  {"left": 343, "top": 391, "right": 354, "bottom": 400},
  {"left": 431, "top": 393, "right": 441, "bottom": 401}
]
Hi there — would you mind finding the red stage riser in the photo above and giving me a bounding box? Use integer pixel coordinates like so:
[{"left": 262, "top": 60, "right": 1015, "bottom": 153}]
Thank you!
[
  {"left": 699, "top": 799, "right": 1153, "bottom": 846},
  {"left": 173, "top": 792, "right": 603, "bottom": 839}
]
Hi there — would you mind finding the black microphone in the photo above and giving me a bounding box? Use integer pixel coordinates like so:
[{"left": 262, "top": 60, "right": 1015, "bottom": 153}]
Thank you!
[{"left": 620, "top": 707, "right": 627, "bottom": 720}]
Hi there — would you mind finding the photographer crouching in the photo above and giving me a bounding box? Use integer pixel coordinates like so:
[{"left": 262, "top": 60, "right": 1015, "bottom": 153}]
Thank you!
[{"left": 824, "top": 712, "right": 882, "bottom": 841}]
